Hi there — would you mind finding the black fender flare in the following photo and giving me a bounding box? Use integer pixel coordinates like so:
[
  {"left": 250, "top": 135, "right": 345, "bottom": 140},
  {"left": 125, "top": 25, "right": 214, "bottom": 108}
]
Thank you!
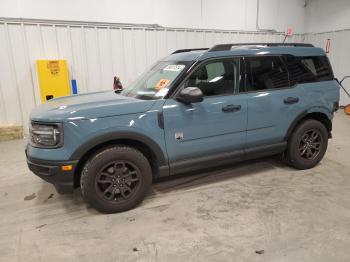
[
  {"left": 284, "top": 110, "right": 332, "bottom": 141},
  {"left": 69, "top": 131, "right": 167, "bottom": 166}
]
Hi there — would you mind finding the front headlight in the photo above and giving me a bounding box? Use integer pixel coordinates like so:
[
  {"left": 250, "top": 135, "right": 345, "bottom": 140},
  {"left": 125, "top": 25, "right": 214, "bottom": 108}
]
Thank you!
[{"left": 29, "top": 122, "right": 63, "bottom": 148}]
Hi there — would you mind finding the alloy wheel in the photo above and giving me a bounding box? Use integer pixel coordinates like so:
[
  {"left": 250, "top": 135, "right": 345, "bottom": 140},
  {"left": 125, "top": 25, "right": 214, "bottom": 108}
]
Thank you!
[
  {"left": 298, "top": 129, "right": 323, "bottom": 160},
  {"left": 95, "top": 160, "right": 141, "bottom": 202}
]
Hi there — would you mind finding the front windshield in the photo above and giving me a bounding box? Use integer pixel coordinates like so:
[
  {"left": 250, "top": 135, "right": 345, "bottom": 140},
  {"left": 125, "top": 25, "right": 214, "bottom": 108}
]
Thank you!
[{"left": 120, "top": 61, "right": 191, "bottom": 100}]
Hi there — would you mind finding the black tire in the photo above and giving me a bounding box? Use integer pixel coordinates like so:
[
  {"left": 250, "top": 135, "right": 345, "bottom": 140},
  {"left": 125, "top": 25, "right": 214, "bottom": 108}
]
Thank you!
[
  {"left": 80, "top": 146, "right": 152, "bottom": 213},
  {"left": 286, "top": 119, "right": 328, "bottom": 170}
]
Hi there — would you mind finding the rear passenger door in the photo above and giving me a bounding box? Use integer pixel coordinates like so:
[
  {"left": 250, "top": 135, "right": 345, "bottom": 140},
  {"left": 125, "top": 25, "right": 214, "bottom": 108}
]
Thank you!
[{"left": 244, "top": 55, "right": 303, "bottom": 148}]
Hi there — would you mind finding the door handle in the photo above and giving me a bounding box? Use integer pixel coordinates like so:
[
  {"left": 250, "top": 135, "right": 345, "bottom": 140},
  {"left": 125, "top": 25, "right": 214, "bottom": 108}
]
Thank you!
[
  {"left": 222, "top": 104, "right": 241, "bottom": 112},
  {"left": 284, "top": 97, "right": 299, "bottom": 104}
]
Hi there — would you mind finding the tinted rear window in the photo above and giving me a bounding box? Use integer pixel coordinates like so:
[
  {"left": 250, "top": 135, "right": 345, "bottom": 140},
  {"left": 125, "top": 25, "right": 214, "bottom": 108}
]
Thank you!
[
  {"left": 283, "top": 55, "right": 333, "bottom": 85},
  {"left": 246, "top": 56, "right": 290, "bottom": 91}
]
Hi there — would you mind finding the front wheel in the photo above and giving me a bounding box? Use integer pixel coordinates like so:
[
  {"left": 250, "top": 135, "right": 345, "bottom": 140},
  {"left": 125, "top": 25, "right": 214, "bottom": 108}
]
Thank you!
[
  {"left": 80, "top": 146, "right": 152, "bottom": 213},
  {"left": 286, "top": 119, "right": 328, "bottom": 170}
]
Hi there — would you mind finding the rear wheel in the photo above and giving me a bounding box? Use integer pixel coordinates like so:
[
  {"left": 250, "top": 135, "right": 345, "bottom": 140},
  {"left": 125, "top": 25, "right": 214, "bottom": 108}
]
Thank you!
[
  {"left": 286, "top": 119, "right": 328, "bottom": 170},
  {"left": 80, "top": 146, "right": 152, "bottom": 213}
]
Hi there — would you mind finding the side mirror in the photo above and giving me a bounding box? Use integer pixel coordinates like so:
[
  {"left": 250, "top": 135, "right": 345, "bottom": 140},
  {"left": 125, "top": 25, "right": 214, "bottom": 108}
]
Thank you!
[{"left": 176, "top": 87, "right": 204, "bottom": 104}]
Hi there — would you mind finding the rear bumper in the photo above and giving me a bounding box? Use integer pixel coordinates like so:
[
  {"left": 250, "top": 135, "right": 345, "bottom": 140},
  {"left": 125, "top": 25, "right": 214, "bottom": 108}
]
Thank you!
[{"left": 26, "top": 150, "right": 78, "bottom": 193}]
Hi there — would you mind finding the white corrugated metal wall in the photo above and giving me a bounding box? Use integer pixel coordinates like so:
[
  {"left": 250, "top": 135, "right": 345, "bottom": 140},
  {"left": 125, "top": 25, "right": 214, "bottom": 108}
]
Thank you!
[
  {"left": 0, "top": 18, "right": 304, "bottom": 129},
  {"left": 0, "top": 18, "right": 307, "bottom": 129},
  {"left": 304, "top": 31, "right": 350, "bottom": 106}
]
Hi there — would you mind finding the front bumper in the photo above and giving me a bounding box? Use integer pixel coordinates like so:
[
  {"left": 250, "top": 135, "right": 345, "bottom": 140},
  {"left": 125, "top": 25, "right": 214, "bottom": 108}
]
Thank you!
[{"left": 26, "top": 150, "right": 78, "bottom": 193}]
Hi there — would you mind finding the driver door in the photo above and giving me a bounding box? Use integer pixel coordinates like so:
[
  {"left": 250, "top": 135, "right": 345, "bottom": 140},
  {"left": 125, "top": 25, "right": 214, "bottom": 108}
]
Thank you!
[{"left": 162, "top": 57, "right": 248, "bottom": 174}]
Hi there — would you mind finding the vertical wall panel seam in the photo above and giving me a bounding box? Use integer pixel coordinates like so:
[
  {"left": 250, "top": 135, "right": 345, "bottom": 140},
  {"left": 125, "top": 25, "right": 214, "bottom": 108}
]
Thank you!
[
  {"left": 0, "top": 81, "right": 8, "bottom": 123},
  {"left": 132, "top": 28, "right": 137, "bottom": 76},
  {"left": 154, "top": 29, "right": 158, "bottom": 59},
  {"left": 4, "top": 23, "right": 25, "bottom": 126},
  {"left": 67, "top": 25, "right": 76, "bottom": 81},
  {"left": 81, "top": 26, "right": 89, "bottom": 92},
  {"left": 21, "top": 23, "right": 37, "bottom": 106},
  {"left": 38, "top": 25, "right": 45, "bottom": 57},
  {"left": 164, "top": 29, "right": 168, "bottom": 52},
  {"left": 95, "top": 27, "right": 103, "bottom": 89},
  {"left": 120, "top": 28, "right": 126, "bottom": 80},
  {"left": 107, "top": 27, "right": 115, "bottom": 77},
  {"left": 175, "top": 30, "right": 178, "bottom": 49},
  {"left": 144, "top": 29, "right": 148, "bottom": 67},
  {"left": 54, "top": 25, "right": 60, "bottom": 58}
]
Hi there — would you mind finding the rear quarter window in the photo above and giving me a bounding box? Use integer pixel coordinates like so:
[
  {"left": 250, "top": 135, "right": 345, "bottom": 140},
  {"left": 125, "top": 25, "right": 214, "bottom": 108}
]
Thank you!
[{"left": 283, "top": 55, "right": 333, "bottom": 85}]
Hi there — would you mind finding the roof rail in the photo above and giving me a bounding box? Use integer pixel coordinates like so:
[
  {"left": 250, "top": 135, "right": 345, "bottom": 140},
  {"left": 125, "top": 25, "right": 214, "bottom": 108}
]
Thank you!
[
  {"left": 172, "top": 48, "right": 209, "bottom": 54},
  {"left": 208, "top": 43, "right": 314, "bottom": 52}
]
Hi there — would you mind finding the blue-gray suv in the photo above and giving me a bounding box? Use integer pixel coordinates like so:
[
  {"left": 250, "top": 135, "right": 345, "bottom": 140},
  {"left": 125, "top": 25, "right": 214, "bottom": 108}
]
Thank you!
[{"left": 26, "top": 43, "right": 340, "bottom": 213}]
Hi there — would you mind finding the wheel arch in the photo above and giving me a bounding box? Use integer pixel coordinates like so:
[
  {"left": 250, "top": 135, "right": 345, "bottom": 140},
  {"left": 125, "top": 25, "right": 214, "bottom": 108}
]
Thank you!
[
  {"left": 285, "top": 109, "right": 333, "bottom": 141},
  {"left": 71, "top": 132, "right": 168, "bottom": 188}
]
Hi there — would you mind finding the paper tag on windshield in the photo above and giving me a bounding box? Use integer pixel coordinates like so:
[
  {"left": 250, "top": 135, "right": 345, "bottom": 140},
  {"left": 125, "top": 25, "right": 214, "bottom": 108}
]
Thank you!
[
  {"left": 164, "top": 64, "right": 185, "bottom": 72},
  {"left": 155, "top": 79, "right": 171, "bottom": 91},
  {"left": 155, "top": 88, "right": 169, "bottom": 97}
]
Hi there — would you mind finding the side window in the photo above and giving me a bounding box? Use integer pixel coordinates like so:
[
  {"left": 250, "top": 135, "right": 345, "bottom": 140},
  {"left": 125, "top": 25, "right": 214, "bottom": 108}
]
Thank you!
[
  {"left": 246, "top": 56, "right": 289, "bottom": 92},
  {"left": 283, "top": 55, "right": 316, "bottom": 84},
  {"left": 183, "top": 58, "right": 240, "bottom": 96},
  {"left": 314, "top": 57, "right": 334, "bottom": 81},
  {"left": 301, "top": 58, "right": 317, "bottom": 75},
  {"left": 206, "top": 62, "right": 225, "bottom": 81},
  {"left": 283, "top": 55, "right": 333, "bottom": 85}
]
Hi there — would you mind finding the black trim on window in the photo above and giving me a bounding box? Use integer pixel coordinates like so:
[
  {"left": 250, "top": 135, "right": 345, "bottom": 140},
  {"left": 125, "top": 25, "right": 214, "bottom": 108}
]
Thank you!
[
  {"left": 170, "top": 56, "right": 244, "bottom": 99},
  {"left": 282, "top": 55, "right": 334, "bottom": 85}
]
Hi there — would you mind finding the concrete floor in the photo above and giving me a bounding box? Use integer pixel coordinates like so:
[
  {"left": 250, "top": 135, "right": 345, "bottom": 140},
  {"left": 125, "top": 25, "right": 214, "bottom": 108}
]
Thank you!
[{"left": 0, "top": 112, "right": 350, "bottom": 262}]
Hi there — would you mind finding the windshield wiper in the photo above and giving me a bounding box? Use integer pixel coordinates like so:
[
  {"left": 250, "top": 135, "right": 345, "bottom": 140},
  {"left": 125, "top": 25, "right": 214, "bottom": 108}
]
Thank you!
[
  {"left": 114, "top": 88, "right": 123, "bottom": 94},
  {"left": 136, "top": 94, "right": 160, "bottom": 100}
]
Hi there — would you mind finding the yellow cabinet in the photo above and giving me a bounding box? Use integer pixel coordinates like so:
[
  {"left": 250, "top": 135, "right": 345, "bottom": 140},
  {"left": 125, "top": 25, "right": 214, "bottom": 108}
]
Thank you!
[{"left": 36, "top": 60, "right": 71, "bottom": 102}]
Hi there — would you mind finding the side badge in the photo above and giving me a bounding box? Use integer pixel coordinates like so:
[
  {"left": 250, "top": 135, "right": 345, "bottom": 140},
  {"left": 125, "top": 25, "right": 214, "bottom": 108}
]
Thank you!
[{"left": 175, "top": 132, "right": 184, "bottom": 141}]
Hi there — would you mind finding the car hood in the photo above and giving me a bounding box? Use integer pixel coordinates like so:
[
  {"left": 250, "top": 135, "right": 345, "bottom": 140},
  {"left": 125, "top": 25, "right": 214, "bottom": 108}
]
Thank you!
[{"left": 30, "top": 90, "right": 157, "bottom": 122}]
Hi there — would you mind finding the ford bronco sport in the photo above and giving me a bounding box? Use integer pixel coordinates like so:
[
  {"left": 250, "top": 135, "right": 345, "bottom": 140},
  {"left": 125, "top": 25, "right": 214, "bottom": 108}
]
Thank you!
[{"left": 26, "top": 43, "right": 340, "bottom": 213}]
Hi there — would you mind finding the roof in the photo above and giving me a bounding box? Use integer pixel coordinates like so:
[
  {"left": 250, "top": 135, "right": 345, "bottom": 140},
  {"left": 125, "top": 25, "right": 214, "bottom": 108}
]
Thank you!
[
  {"left": 163, "top": 50, "right": 206, "bottom": 62},
  {"left": 163, "top": 43, "right": 325, "bottom": 62}
]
